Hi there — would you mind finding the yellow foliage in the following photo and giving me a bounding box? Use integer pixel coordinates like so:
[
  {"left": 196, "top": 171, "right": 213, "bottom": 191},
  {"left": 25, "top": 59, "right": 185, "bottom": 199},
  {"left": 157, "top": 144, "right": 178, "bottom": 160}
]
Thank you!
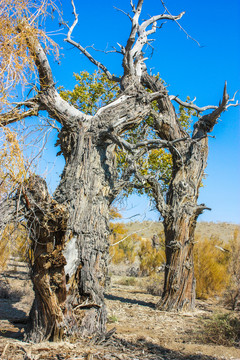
[
  {"left": 194, "top": 235, "right": 231, "bottom": 299},
  {"left": 228, "top": 228, "right": 240, "bottom": 285},
  {"left": 0, "top": 126, "right": 29, "bottom": 268},
  {"left": 109, "top": 206, "right": 122, "bottom": 220},
  {"left": 109, "top": 222, "right": 138, "bottom": 264},
  {"left": 0, "top": 223, "right": 29, "bottom": 270},
  {"left": 0, "top": 127, "right": 27, "bottom": 199},
  {"left": 224, "top": 227, "right": 240, "bottom": 309},
  {"left": 138, "top": 239, "right": 165, "bottom": 276},
  {"left": 0, "top": 0, "right": 58, "bottom": 108}
]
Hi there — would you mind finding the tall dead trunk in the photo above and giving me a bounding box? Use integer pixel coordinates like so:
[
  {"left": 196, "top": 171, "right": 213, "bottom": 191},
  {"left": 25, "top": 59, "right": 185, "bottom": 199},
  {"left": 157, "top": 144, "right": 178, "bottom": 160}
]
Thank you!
[
  {"left": 140, "top": 73, "right": 234, "bottom": 311},
  {"left": 157, "top": 138, "right": 209, "bottom": 311}
]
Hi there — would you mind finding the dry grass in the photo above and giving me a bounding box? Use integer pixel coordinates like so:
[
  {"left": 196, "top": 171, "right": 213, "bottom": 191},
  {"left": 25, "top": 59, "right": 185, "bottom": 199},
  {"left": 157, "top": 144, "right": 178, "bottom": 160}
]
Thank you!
[
  {"left": 123, "top": 221, "right": 239, "bottom": 244},
  {"left": 199, "top": 312, "right": 240, "bottom": 347}
]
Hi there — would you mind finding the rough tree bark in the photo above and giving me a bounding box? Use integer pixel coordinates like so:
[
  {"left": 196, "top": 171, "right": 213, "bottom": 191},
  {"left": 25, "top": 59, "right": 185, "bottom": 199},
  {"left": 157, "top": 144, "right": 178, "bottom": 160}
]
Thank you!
[
  {"left": 141, "top": 75, "right": 237, "bottom": 311},
  {"left": 0, "top": 0, "right": 238, "bottom": 341},
  {"left": 23, "top": 176, "right": 69, "bottom": 342}
]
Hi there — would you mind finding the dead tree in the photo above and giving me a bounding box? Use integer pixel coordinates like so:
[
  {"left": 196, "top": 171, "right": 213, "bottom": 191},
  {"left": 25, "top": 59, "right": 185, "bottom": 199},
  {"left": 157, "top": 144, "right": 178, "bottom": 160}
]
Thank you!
[
  {"left": 135, "top": 79, "right": 238, "bottom": 311},
  {"left": 0, "top": 0, "right": 238, "bottom": 341}
]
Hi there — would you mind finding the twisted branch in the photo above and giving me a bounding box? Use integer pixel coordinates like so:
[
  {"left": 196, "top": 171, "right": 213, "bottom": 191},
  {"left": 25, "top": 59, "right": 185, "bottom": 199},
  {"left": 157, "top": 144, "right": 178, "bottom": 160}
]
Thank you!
[
  {"left": 193, "top": 82, "right": 239, "bottom": 137},
  {"left": 170, "top": 87, "right": 239, "bottom": 113}
]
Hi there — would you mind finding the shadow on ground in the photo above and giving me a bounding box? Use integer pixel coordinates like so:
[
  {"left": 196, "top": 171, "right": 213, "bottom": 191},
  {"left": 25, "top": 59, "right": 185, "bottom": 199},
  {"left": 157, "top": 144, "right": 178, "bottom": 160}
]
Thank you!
[
  {"left": 112, "top": 336, "right": 220, "bottom": 360},
  {"left": 105, "top": 293, "right": 155, "bottom": 308},
  {"left": 0, "top": 280, "right": 27, "bottom": 340}
]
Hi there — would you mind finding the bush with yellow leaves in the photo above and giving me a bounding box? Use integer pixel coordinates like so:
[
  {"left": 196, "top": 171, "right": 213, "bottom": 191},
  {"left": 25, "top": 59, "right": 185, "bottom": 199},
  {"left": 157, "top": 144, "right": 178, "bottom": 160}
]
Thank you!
[
  {"left": 0, "top": 223, "right": 29, "bottom": 270},
  {"left": 138, "top": 237, "right": 165, "bottom": 276},
  {"left": 194, "top": 235, "right": 231, "bottom": 299},
  {"left": 0, "top": 127, "right": 29, "bottom": 269},
  {"left": 109, "top": 221, "right": 138, "bottom": 264},
  {"left": 0, "top": 127, "right": 27, "bottom": 198},
  {"left": 224, "top": 227, "right": 240, "bottom": 310}
]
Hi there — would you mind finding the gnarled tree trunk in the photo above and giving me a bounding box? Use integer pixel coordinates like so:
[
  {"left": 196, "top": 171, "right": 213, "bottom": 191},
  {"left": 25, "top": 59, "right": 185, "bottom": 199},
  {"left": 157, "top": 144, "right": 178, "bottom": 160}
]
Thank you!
[
  {"left": 22, "top": 176, "right": 69, "bottom": 342},
  {"left": 142, "top": 73, "right": 232, "bottom": 311},
  {"left": 24, "top": 126, "right": 116, "bottom": 340},
  {"left": 53, "top": 129, "right": 114, "bottom": 338}
]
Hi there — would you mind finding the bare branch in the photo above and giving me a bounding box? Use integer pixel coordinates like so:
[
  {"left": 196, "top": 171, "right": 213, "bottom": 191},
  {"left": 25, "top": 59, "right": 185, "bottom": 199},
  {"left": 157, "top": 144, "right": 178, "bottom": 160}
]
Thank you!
[
  {"left": 170, "top": 93, "right": 239, "bottom": 113},
  {"left": 193, "top": 82, "right": 238, "bottom": 137},
  {"left": 85, "top": 44, "right": 122, "bottom": 55},
  {"left": 125, "top": 1, "right": 143, "bottom": 51},
  {"left": 140, "top": 12, "right": 185, "bottom": 33},
  {"left": 108, "top": 132, "right": 190, "bottom": 162},
  {"left": 122, "top": 0, "right": 185, "bottom": 79},
  {"left": 160, "top": 0, "right": 201, "bottom": 47},
  {"left": 64, "top": 0, "right": 120, "bottom": 82},
  {"left": 169, "top": 95, "right": 219, "bottom": 113},
  {"left": 135, "top": 171, "right": 169, "bottom": 216},
  {"left": 20, "top": 27, "right": 55, "bottom": 90},
  {"left": 136, "top": 0, "right": 144, "bottom": 14},
  {"left": 134, "top": 136, "right": 190, "bottom": 150},
  {"left": 226, "top": 91, "right": 239, "bottom": 109},
  {"left": 108, "top": 133, "right": 134, "bottom": 153},
  {"left": 149, "top": 90, "right": 168, "bottom": 101},
  {"left": 16, "top": 26, "right": 93, "bottom": 127},
  {"left": 110, "top": 223, "right": 154, "bottom": 246},
  {"left": 142, "top": 73, "right": 188, "bottom": 141},
  {"left": 0, "top": 99, "right": 40, "bottom": 126},
  {"left": 117, "top": 42, "right": 126, "bottom": 54},
  {"left": 113, "top": 6, "right": 132, "bottom": 21},
  {"left": 130, "top": 0, "right": 136, "bottom": 13}
]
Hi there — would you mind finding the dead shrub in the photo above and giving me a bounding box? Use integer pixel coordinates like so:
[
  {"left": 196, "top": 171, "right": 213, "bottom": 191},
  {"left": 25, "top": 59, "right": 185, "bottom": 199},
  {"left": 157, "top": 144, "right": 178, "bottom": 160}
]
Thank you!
[
  {"left": 200, "top": 312, "right": 240, "bottom": 347},
  {"left": 145, "top": 273, "right": 164, "bottom": 296},
  {"left": 117, "top": 276, "right": 137, "bottom": 286}
]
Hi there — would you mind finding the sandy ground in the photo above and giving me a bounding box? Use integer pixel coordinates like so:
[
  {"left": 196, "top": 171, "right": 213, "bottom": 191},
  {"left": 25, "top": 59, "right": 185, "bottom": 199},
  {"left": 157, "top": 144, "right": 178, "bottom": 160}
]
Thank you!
[{"left": 0, "top": 262, "right": 239, "bottom": 360}]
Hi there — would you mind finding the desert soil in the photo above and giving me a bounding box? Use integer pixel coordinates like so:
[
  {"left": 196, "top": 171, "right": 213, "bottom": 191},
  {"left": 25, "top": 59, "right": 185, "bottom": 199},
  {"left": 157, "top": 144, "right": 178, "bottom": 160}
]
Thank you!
[{"left": 0, "top": 260, "right": 239, "bottom": 360}]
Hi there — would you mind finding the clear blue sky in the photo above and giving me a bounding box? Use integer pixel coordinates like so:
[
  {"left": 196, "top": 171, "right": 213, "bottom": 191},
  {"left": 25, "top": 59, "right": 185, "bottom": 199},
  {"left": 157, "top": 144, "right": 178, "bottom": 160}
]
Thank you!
[{"left": 40, "top": 0, "right": 240, "bottom": 224}]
